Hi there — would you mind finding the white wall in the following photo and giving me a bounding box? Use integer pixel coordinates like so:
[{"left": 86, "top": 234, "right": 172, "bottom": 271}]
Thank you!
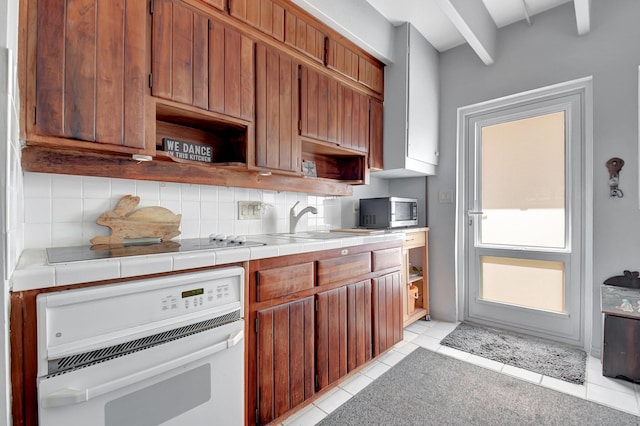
[
  {"left": 430, "top": 0, "right": 640, "bottom": 355},
  {"left": 1, "top": 0, "right": 20, "bottom": 423}
]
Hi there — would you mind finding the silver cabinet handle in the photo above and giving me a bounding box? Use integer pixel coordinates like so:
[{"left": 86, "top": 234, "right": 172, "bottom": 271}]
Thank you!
[{"left": 467, "top": 210, "right": 484, "bottom": 215}]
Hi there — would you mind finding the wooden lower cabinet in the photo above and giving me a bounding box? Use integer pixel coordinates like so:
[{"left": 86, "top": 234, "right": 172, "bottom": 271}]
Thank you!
[
  {"left": 316, "top": 287, "right": 347, "bottom": 390},
  {"left": 255, "top": 297, "right": 316, "bottom": 425},
  {"left": 402, "top": 228, "right": 430, "bottom": 327},
  {"left": 346, "top": 280, "right": 373, "bottom": 371},
  {"left": 372, "top": 271, "right": 404, "bottom": 356},
  {"left": 248, "top": 242, "right": 401, "bottom": 425}
]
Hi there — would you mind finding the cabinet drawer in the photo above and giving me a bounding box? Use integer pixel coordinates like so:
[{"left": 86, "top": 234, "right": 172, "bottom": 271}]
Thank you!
[
  {"left": 256, "top": 263, "right": 315, "bottom": 301},
  {"left": 317, "top": 253, "right": 371, "bottom": 286},
  {"left": 403, "top": 231, "right": 425, "bottom": 248},
  {"left": 372, "top": 247, "right": 402, "bottom": 272}
]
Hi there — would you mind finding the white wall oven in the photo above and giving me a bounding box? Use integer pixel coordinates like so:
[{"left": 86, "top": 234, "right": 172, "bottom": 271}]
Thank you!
[{"left": 36, "top": 267, "right": 245, "bottom": 426}]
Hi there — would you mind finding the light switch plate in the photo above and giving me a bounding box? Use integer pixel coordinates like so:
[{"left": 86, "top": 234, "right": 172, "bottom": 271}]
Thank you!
[
  {"left": 238, "top": 201, "right": 261, "bottom": 220},
  {"left": 438, "top": 191, "right": 454, "bottom": 204}
]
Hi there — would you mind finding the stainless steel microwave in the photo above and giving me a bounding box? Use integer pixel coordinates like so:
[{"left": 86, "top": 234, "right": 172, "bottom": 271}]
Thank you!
[{"left": 359, "top": 197, "right": 418, "bottom": 229}]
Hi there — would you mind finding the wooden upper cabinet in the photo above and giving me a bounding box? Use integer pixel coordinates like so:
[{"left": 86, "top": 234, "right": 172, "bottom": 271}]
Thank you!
[
  {"left": 255, "top": 44, "right": 300, "bottom": 173},
  {"left": 34, "top": 0, "right": 146, "bottom": 149},
  {"left": 208, "top": 19, "right": 255, "bottom": 120},
  {"left": 339, "top": 86, "right": 369, "bottom": 152},
  {"left": 368, "top": 98, "right": 384, "bottom": 171},
  {"left": 229, "top": 0, "right": 285, "bottom": 41},
  {"left": 200, "top": 0, "right": 225, "bottom": 11},
  {"left": 326, "top": 38, "right": 359, "bottom": 82},
  {"left": 299, "top": 66, "right": 339, "bottom": 145},
  {"left": 358, "top": 56, "right": 384, "bottom": 95},
  {"left": 284, "top": 10, "right": 326, "bottom": 64},
  {"left": 300, "top": 66, "right": 369, "bottom": 153},
  {"left": 151, "top": 0, "right": 254, "bottom": 121}
]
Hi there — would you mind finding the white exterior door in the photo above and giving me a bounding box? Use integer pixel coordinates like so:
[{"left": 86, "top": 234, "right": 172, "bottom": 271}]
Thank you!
[{"left": 457, "top": 80, "right": 591, "bottom": 345}]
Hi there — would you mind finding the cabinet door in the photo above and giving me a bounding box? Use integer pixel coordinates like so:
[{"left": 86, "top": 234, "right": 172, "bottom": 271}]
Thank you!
[
  {"left": 299, "top": 66, "right": 368, "bottom": 152},
  {"left": 35, "top": 0, "right": 145, "bottom": 148},
  {"left": 209, "top": 19, "right": 255, "bottom": 120},
  {"left": 255, "top": 44, "right": 300, "bottom": 172},
  {"left": 256, "top": 297, "right": 315, "bottom": 425},
  {"left": 358, "top": 56, "right": 384, "bottom": 95},
  {"left": 326, "top": 38, "right": 359, "bottom": 82},
  {"left": 284, "top": 10, "right": 326, "bottom": 63},
  {"left": 299, "top": 66, "right": 340, "bottom": 144},
  {"left": 229, "top": 0, "right": 285, "bottom": 41},
  {"left": 346, "top": 280, "right": 372, "bottom": 372},
  {"left": 368, "top": 98, "right": 383, "bottom": 171},
  {"left": 152, "top": 2, "right": 254, "bottom": 120},
  {"left": 316, "top": 287, "right": 347, "bottom": 390},
  {"left": 372, "top": 271, "right": 403, "bottom": 356},
  {"left": 339, "top": 87, "right": 368, "bottom": 152}
]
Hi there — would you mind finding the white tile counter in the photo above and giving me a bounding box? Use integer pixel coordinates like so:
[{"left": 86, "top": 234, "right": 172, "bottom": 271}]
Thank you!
[{"left": 11, "top": 232, "right": 405, "bottom": 291}]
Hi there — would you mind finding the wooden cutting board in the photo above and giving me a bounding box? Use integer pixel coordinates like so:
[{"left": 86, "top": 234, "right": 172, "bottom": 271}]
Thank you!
[{"left": 90, "top": 195, "right": 182, "bottom": 245}]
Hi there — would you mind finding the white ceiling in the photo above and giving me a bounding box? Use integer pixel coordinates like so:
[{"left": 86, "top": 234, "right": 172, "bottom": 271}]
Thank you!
[{"left": 364, "top": 0, "right": 590, "bottom": 64}]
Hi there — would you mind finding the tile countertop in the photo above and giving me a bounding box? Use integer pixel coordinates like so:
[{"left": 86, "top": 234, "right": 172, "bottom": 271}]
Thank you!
[{"left": 11, "top": 232, "right": 405, "bottom": 292}]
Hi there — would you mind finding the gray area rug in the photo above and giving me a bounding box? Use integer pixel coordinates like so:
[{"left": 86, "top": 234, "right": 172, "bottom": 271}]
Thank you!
[
  {"left": 318, "top": 348, "right": 639, "bottom": 426},
  {"left": 440, "top": 322, "right": 586, "bottom": 384}
]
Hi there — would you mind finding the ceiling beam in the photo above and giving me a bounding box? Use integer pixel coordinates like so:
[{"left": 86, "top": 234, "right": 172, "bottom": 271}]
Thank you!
[
  {"left": 434, "top": 0, "right": 497, "bottom": 65},
  {"left": 574, "top": 0, "right": 591, "bottom": 35}
]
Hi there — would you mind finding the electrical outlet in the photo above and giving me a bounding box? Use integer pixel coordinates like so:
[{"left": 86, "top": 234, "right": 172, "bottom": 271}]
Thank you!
[{"left": 238, "top": 201, "right": 261, "bottom": 220}]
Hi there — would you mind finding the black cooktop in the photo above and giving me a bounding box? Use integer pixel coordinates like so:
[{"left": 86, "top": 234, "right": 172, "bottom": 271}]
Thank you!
[{"left": 46, "top": 238, "right": 265, "bottom": 264}]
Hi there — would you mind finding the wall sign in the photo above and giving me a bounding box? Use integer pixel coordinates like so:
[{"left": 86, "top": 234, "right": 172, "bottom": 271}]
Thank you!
[{"left": 163, "top": 138, "right": 213, "bottom": 163}]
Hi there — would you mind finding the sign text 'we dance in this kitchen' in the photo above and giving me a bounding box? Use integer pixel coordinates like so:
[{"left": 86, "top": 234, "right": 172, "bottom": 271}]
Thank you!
[{"left": 162, "top": 138, "right": 213, "bottom": 163}]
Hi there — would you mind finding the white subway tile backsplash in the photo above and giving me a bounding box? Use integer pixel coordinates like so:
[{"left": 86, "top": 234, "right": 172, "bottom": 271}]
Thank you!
[
  {"left": 52, "top": 198, "right": 83, "bottom": 223},
  {"left": 24, "top": 223, "right": 51, "bottom": 249},
  {"left": 218, "top": 202, "right": 235, "bottom": 221},
  {"left": 135, "top": 180, "right": 160, "bottom": 203},
  {"left": 218, "top": 187, "right": 234, "bottom": 202},
  {"left": 159, "top": 182, "right": 181, "bottom": 201},
  {"left": 200, "top": 185, "right": 217, "bottom": 202},
  {"left": 200, "top": 202, "right": 218, "bottom": 222},
  {"left": 181, "top": 184, "right": 200, "bottom": 201},
  {"left": 82, "top": 198, "right": 110, "bottom": 222},
  {"left": 19, "top": 174, "right": 340, "bottom": 249},
  {"left": 24, "top": 173, "right": 51, "bottom": 198},
  {"left": 24, "top": 198, "right": 51, "bottom": 224},
  {"left": 82, "top": 176, "right": 111, "bottom": 199},
  {"left": 51, "top": 222, "right": 82, "bottom": 246},
  {"left": 51, "top": 174, "right": 82, "bottom": 198},
  {"left": 111, "top": 177, "right": 137, "bottom": 198}
]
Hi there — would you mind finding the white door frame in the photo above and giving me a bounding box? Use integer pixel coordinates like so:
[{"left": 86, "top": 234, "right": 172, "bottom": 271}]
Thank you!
[{"left": 455, "top": 77, "right": 593, "bottom": 350}]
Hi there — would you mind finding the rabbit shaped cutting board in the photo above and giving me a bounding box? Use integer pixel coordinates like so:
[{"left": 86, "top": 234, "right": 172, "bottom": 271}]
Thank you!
[{"left": 90, "top": 195, "right": 182, "bottom": 245}]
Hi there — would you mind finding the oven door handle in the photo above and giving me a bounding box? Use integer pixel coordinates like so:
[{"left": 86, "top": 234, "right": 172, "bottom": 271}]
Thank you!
[{"left": 41, "top": 329, "right": 244, "bottom": 408}]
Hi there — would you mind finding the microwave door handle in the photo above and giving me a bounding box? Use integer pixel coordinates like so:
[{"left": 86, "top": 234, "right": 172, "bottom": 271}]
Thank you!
[{"left": 41, "top": 329, "right": 244, "bottom": 409}]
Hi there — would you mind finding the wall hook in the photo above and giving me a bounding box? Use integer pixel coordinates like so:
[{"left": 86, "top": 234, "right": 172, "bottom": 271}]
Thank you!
[{"left": 606, "top": 157, "right": 624, "bottom": 198}]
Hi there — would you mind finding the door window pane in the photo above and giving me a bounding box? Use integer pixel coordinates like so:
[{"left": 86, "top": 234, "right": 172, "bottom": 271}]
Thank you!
[
  {"left": 480, "top": 256, "right": 565, "bottom": 312},
  {"left": 480, "top": 112, "right": 565, "bottom": 248}
]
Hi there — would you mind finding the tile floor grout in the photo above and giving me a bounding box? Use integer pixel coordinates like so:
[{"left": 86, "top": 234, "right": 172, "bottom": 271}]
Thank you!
[{"left": 280, "top": 320, "right": 640, "bottom": 426}]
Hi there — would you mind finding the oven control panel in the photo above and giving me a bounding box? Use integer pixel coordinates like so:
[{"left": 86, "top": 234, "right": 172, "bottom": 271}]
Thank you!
[
  {"left": 36, "top": 267, "right": 244, "bottom": 362},
  {"left": 160, "top": 279, "right": 235, "bottom": 312}
]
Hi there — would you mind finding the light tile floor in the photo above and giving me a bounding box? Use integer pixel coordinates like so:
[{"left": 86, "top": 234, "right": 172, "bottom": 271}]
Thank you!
[{"left": 279, "top": 320, "right": 640, "bottom": 426}]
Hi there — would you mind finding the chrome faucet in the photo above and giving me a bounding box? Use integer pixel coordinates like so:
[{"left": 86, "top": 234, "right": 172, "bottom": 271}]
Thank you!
[{"left": 289, "top": 201, "right": 318, "bottom": 233}]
